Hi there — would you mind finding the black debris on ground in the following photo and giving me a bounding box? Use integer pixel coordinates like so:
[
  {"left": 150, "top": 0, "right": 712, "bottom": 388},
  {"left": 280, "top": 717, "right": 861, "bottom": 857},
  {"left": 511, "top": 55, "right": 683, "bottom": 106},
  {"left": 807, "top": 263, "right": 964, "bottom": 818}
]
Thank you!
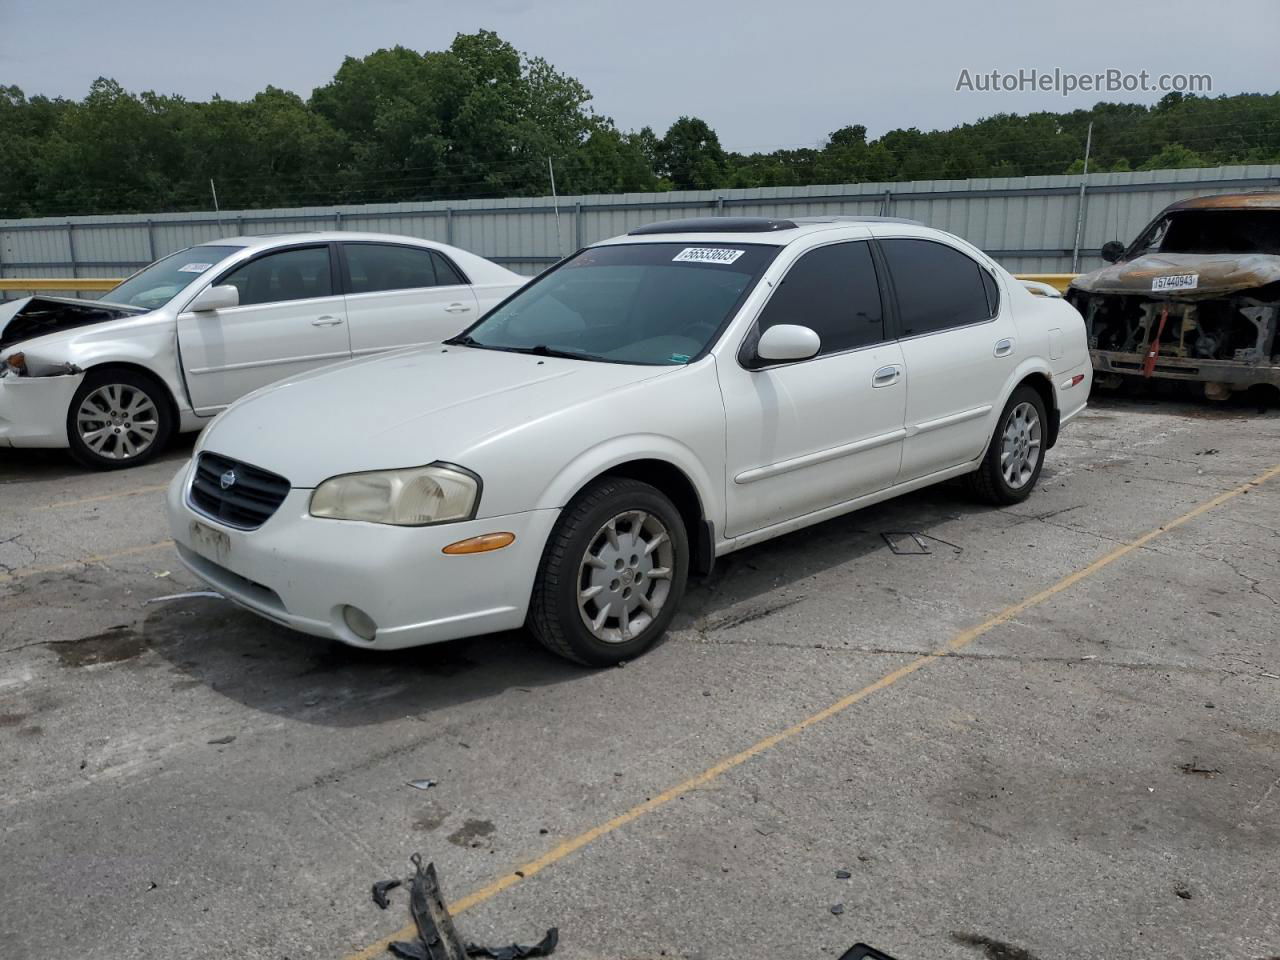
[
  {"left": 371, "top": 878, "right": 402, "bottom": 910},
  {"left": 380, "top": 854, "right": 557, "bottom": 960}
]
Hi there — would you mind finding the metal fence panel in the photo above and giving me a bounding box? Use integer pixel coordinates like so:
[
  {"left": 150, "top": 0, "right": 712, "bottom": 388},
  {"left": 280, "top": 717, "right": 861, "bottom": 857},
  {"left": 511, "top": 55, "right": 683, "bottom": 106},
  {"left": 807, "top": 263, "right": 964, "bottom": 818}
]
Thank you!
[{"left": 3, "top": 164, "right": 1279, "bottom": 300}]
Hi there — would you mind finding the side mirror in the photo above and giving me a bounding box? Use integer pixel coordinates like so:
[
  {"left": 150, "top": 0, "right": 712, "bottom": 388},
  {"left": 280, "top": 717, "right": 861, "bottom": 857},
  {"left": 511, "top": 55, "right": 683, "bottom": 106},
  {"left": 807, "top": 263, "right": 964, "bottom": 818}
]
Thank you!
[
  {"left": 1100, "top": 241, "right": 1125, "bottom": 264},
  {"left": 756, "top": 324, "right": 821, "bottom": 364},
  {"left": 188, "top": 284, "right": 239, "bottom": 312}
]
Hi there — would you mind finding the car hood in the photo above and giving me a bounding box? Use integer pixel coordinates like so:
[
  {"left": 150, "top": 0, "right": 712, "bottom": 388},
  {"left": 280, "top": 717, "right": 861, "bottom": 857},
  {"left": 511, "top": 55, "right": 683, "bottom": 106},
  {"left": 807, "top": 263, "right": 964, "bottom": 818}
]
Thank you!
[
  {"left": 1070, "top": 252, "right": 1280, "bottom": 299},
  {"left": 198, "top": 346, "right": 676, "bottom": 487},
  {"left": 0, "top": 296, "right": 148, "bottom": 352}
]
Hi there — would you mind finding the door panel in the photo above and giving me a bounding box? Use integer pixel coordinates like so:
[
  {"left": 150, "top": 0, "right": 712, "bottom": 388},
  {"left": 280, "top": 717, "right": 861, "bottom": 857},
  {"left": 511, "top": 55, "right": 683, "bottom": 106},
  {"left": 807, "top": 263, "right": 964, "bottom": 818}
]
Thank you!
[
  {"left": 878, "top": 237, "right": 1017, "bottom": 480},
  {"left": 720, "top": 344, "right": 907, "bottom": 537},
  {"left": 178, "top": 246, "right": 351, "bottom": 413},
  {"left": 341, "top": 242, "right": 480, "bottom": 355},
  {"left": 720, "top": 239, "right": 905, "bottom": 538}
]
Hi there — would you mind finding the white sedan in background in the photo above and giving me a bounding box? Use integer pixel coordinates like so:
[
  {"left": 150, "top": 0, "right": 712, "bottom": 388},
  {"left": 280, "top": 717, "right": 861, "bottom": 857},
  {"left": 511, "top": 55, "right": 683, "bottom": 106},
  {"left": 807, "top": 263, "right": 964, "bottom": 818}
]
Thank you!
[
  {"left": 167, "top": 215, "right": 1091, "bottom": 666},
  {"left": 0, "top": 233, "right": 526, "bottom": 468}
]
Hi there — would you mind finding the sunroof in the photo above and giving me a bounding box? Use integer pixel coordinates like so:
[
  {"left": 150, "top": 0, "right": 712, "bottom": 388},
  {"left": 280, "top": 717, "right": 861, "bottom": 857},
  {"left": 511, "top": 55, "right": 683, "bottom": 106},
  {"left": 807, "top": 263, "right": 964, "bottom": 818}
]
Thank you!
[{"left": 628, "top": 217, "right": 799, "bottom": 235}]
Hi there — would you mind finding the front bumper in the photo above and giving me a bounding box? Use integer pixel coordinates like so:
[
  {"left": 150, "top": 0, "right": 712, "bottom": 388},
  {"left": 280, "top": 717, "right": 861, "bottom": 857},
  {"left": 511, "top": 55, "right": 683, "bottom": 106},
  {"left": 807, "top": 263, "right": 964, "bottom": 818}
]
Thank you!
[
  {"left": 0, "top": 373, "right": 82, "bottom": 448},
  {"left": 1092, "top": 349, "right": 1280, "bottom": 388},
  {"left": 166, "top": 460, "right": 560, "bottom": 650}
]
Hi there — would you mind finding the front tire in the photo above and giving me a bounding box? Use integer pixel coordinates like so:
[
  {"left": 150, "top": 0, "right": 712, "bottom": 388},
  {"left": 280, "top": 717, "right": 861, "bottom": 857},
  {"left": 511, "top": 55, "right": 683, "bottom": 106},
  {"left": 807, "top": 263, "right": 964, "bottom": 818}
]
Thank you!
[
  {"left": 528, "top": 477, "right": 689, "bottom": 666},
  {"left": 66, "top": 369, "right": 173, "bottom": 470},
  {"left": 967, "top": 385, "right": 1047, "bottom": 505}
]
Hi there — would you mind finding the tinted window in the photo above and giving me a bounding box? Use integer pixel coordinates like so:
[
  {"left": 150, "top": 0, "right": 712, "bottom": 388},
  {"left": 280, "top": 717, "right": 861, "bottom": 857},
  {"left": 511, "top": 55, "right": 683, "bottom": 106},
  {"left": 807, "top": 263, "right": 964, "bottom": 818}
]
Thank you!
[
  {"left": 431, "top": 251, "right": 467, "bottom": 286},
  {"left": 880, "top": 239, "right": 991, "bottom": 337},
  {"left": 221, "top": 247, "right": 332, "bottom": 307},
  {"left": 981, "top": 268, "right": 1000, "bottom": 317},
  {"left": 757, "top": 241, "right": 884, "bottom": 355},
  {"left": 345, "top": 244, "right": 439, "bottom": 293}
]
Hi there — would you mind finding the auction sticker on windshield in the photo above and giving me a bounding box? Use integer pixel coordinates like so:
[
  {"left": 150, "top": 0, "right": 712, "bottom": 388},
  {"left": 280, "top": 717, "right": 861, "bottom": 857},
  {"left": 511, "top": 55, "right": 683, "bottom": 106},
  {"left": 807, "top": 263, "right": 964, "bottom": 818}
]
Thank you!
[
  {"left": 1152, "top": 273, "right": 1198, "bottom": 292},
  {"left": 178, "top": 262, "right": 214, "bottom": 273},
  {"left": 673, "top": 247, "right": 745, "bottom": 265}
]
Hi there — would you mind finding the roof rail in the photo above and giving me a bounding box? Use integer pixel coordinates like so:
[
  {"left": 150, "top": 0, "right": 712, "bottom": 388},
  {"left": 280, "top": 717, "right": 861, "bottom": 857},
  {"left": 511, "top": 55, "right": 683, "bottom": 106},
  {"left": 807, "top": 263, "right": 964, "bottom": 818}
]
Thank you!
[{"left": 789, "top": 215, "right": 924, "bottom": 226}]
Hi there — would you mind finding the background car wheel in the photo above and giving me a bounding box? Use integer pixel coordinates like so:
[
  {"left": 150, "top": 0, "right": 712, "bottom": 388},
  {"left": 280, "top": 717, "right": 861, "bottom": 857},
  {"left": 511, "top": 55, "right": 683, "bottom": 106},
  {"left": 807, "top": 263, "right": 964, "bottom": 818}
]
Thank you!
[
  {"left": 528, "top": 476, "right": 689, "bottom": 666},
  {"left": 66, "top": 368, "right": 173, "bottom": 470},
  {"left": 966, "top": 384, "right": 1047, "bottom": 505}
]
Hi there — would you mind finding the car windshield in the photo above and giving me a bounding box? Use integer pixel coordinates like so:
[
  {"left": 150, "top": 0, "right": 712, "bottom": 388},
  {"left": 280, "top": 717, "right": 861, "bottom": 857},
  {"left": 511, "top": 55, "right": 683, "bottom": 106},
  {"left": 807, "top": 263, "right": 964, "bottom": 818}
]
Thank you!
[
  {"left": 1131, "top": 210, "right": 1280, "bottom": 256},
  {"left": 450, "top": 242, "right": 778, "bottom": 364},
  {"left": 103, "top": 245, "right": 240, "bottom": 310}
]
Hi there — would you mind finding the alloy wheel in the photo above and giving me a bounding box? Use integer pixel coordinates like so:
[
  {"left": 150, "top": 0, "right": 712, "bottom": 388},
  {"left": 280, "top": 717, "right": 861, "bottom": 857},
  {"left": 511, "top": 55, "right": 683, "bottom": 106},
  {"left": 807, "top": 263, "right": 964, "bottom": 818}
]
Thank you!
[
  {"left": 1000, "top": 400, "right": 1042, "bottom": 489},
  {"left": 76, "top": 383, "right": 160, "bottom": 461}
]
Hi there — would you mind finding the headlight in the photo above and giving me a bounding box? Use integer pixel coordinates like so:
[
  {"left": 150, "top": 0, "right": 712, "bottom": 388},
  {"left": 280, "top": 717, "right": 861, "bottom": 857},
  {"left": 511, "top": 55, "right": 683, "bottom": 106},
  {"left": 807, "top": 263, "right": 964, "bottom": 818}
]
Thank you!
[{"left": 309, "top": 463, "right": 480, "bottom": 526}]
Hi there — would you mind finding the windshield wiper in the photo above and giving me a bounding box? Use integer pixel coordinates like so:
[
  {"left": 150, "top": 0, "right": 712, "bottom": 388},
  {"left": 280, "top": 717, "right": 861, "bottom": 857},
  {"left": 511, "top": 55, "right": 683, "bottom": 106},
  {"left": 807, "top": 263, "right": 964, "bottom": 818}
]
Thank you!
[
  {"left": 443, "top": 334, "right": 482, "bottom": 347},
  {"left": 519, "top": 344, "right": 599, "bottom": 360}
]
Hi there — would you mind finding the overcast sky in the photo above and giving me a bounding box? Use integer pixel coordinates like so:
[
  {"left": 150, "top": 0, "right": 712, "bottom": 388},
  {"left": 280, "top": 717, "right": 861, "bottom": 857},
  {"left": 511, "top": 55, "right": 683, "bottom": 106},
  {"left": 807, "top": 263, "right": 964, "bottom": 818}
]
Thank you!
[{"left": 3, "top": 0, "right": 1277, "bottom": 152}]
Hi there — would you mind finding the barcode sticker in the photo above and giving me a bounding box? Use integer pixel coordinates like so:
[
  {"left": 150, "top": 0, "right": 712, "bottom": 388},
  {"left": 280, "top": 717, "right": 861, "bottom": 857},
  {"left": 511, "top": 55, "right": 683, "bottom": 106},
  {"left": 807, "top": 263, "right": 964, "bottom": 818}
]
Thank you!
[
  {"left": 178, "top": 262, "right": 214, "bottom": 273},
  {"left": 672, "top": 247, "right": 745, "bottom": 265}
]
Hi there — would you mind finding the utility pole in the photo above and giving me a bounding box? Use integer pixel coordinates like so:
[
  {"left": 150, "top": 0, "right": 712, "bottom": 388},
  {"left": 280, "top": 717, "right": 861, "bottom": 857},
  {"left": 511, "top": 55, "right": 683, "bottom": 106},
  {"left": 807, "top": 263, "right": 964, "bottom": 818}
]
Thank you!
[
  {"left": 210, "top": 179, "right": 223, "bottom": 229},
  {"left": 548, "top": 157, "right": 563, "bottom": 257},
  {"left": 1070, "top": 121, "right": 1093, "bottom": 273}
]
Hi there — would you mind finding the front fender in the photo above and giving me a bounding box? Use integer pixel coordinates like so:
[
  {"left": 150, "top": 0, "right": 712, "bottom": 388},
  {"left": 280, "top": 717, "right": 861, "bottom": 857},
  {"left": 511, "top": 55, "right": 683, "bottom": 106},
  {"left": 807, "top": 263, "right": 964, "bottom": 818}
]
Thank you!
[{"left": 535, "top": 433, "right": 724, "bottom": 528}]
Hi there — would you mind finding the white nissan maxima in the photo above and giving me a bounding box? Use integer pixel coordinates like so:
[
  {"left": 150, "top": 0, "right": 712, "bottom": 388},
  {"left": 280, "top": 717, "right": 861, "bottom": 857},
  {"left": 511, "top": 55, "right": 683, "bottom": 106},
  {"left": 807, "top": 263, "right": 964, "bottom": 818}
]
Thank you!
[
  {"left": 166, "top": 216, "right": 1091, "bottom": 666},
  {"left": 0, "top": 233, "right": 525, "bottom": 468}
]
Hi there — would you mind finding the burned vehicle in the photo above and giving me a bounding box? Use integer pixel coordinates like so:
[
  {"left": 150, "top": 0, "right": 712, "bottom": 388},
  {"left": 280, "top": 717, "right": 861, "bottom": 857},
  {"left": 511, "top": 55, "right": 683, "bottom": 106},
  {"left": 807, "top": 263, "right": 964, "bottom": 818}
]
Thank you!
[{"left": 1067, "top": 193, "right": 1280, "bottom": 399}]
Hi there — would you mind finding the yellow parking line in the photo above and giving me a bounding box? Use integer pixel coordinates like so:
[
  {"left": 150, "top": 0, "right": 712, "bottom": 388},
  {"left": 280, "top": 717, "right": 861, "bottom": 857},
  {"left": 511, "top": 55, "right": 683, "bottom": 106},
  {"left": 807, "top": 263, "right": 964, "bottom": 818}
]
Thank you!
[
  {"left": 34, "top": 484, "right": 170, "bottom": 512},
  {"left": 0, "top": 540, "right": 174, "bottom": 586},
  {"left": 343, "top": 461, "right": 1280, "bottom": 960}
]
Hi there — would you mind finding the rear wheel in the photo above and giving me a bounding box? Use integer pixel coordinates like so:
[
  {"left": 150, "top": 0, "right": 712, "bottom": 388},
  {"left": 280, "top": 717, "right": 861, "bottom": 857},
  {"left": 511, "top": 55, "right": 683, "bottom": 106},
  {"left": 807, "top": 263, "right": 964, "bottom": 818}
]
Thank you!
[
  {"left": 966, "top": 385, "right": 1047, "bottom": 505},
  {"left": 528, "top": 477, "right": 689, "bottom": 666},
  {"left": 66, "top": 369, "right": 173, "bottom": 470}
]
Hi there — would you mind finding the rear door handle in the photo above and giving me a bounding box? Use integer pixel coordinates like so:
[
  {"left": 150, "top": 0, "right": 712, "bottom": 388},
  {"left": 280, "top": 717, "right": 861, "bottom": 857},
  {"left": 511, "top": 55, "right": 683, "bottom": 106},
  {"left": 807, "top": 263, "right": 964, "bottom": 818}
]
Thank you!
[
  {"left": 312, "top": 315, "right": 344, "bottom": 327},
  {"left": 872, "top": 364, "right": 902, "bottom": 388},
  {"left": 445, "top": 303, "right": 472, "bottom": 314},
  {"left": 994, "top": 338, "right": 1015, "bottom": 358}
]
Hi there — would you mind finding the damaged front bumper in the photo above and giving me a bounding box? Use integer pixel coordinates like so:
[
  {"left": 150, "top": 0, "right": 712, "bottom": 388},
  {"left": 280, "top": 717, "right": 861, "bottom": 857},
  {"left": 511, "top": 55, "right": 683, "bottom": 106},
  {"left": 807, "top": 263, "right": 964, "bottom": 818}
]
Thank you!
[
  {"left": 0, "top": 371, "right": 83, "bottom": 448},
  {"left": 1091, "top": 349, "right": 1280, "bottom": 387}
]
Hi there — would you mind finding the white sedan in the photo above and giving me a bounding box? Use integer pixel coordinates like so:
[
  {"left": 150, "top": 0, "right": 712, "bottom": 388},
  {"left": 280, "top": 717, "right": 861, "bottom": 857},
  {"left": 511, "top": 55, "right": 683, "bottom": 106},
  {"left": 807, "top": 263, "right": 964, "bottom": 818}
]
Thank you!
[
  {"left": 0, "top": 233, "right": 526, "bottom": 468},
  {"left": 166, "top": 216, "right": 1091, "bottom": 665}
]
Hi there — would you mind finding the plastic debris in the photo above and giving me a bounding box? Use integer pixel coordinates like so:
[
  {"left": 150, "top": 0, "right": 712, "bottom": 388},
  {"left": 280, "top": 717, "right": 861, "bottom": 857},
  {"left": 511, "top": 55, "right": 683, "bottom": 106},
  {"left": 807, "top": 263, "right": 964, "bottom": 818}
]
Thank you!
[
  {"left": 372, "top": 878, "right": 402, "bottom": 910},
  {"left": 407, "top": 779, "right": 437, "bottom": 790},
  {"left": 881, "top": 532, "right": 963, "bottom": 556},
  {"left": 831, "top": 903, "right": 845, "bottom": 915},
  {"left": 836, "top": 869, "right": 852, "bottom": 879},
  {"left": 838, "top": 946, "right": 900, "bottom": 960},
  {"left": 207, "top": 735, "right": 235, "bottom": 745},
  {"left": 382, "top": 855, "right": 558, "bottom": 960},
  {"left": 143, "top": 590, "right": 224, "bottom": 605}
]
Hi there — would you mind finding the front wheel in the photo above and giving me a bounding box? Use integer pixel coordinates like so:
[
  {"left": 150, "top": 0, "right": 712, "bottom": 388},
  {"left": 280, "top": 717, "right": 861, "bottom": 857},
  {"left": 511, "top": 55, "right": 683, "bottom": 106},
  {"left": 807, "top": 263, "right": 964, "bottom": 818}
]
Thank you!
[
  {"left": 966, "top": 385, "right": 1047, "bottom": 505},
  {"left": 66, "top": 369, "right": 173, "bottom": 470},
  {"left": 528, "top": 477, "right": 689, "bottom": 666}
]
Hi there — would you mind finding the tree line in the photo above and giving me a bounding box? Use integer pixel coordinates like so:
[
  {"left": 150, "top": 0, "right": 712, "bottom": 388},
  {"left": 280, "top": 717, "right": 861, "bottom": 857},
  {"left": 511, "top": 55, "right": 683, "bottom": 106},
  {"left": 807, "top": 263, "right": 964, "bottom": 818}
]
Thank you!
[{"left": 3, "top": 30, "right": 1279, "bottom": 218}]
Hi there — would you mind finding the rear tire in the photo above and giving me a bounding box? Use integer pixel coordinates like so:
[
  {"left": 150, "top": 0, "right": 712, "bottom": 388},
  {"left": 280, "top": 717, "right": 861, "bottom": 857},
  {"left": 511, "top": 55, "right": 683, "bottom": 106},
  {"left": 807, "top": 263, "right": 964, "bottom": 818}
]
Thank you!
[
  {"left": 66, "top": 368, "right": 173, "bottom": 470},
  {"left": 528, "top": 477, "right": 689, "bottom": 666},
  {"left": 966, "top": 385, "right": 1047, "bottom": 505}
]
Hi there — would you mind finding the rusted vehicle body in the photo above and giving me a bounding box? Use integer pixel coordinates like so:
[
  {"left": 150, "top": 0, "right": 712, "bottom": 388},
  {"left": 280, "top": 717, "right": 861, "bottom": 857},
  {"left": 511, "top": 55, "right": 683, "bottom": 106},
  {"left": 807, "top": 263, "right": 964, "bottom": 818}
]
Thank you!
[{"left": 1067, "top": 193, "right": 1280, "bottom": 398}]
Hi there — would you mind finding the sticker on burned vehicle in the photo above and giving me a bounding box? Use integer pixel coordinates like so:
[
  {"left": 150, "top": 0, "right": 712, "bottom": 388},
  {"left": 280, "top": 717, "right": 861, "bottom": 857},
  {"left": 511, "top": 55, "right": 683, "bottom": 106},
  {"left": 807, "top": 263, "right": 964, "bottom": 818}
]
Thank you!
[
  {"left": 178, "top": 262, "right": 214, "bottom": 273},
  {"left": 672, "top": 247, "right": 745, "bottom": 265},
  {"left": 1151, "top": 273, "right": 1198, "bottom": 292}
]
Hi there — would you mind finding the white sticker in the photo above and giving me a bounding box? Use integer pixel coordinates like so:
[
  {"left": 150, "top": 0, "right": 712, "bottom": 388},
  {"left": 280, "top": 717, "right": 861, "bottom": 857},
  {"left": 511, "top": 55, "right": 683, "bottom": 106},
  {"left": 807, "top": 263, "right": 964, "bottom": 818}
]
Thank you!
[
  {"left": 1151, "top": 273, "right": 1198, "bottom": 292},
  {"left": 672, "top": 247, "right": 745, "bottom": 265},
  {"left": 178, "top": 262, "right": 214, "bottom": 274}
]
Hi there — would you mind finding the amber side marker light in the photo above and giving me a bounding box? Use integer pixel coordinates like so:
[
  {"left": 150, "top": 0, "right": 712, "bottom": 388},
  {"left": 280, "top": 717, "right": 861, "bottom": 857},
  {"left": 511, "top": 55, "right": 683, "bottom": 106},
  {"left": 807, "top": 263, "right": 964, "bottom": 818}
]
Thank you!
[{"left": 442, "top": 532, "right": 516, "bottom": 555}]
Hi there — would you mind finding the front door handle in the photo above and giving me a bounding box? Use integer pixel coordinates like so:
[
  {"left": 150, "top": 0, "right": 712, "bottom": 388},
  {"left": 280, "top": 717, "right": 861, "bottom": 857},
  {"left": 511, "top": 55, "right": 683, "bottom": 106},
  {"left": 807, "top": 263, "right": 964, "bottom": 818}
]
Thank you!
[
  {"left": 872, "top": 364, "right": 902, "bottom": 388},
  {"left": 994, "top": 338, "right": 1015, "bottom": 358},
  {"left": 312, "top": 315, "right": 344, "bottom": 327},
  {"left": 445, "top": 303, "right": 472, "bottom": 314}
]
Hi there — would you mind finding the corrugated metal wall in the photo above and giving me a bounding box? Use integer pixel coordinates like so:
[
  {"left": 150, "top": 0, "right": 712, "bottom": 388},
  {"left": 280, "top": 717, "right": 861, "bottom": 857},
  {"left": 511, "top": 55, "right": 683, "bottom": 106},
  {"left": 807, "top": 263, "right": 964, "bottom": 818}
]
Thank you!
[{"left": 3, "top": 164, "right": 1278, "bottom": 298}]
